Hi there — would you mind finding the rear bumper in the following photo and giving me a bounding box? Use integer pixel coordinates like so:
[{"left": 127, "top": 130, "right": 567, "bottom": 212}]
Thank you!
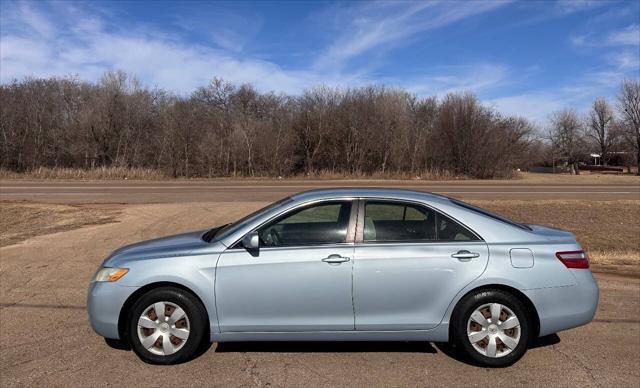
[
  {"left": 524, "top": 270, "right": 599, "bottom": 337},
  {"left": 87, "top": 282, "right": 139, "bottom": 339}
]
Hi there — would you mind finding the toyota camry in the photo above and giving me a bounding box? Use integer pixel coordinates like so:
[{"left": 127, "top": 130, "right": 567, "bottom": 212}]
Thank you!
[{"left": 88, "top": 188, "right": 599, "bottom": 367}]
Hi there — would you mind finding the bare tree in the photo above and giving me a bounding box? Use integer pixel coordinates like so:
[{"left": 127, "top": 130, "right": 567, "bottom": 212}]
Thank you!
[
  {"left": 421, "top": 92, "right": 533, "bottom": 178},
  {"left": 617, "top": 79, "right": 640, "bottom": 175},
  {"left": 409, "top": 96, "right": 437, "bottom": 173},
  {"left": 586, "top": 97, "right": 616, "bottom": 165},
  {"left": 0, "top": 73, "right": 547, "bottom": 179},
  {"left": 294, "top": 87, "right": 340, "bottom": 174},
  {"left": 193, "top": 78, "right": 235, "bottom": 175},
  {"left": 549, "top": 109, "right": 585, "bottom": 175}
]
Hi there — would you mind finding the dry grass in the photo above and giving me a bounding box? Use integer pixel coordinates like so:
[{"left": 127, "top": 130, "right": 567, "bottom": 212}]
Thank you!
[
  {"left": 471, "top": 200, "right": 640, "bottom": 274},
  {"left": 517, "top": 171, "right": 640, "bottom": 184},
  {"left": 0, "top": 167, "right": 166, "bottom": 180},
  {"left": 1, "top": 167, "right": 638, "bottom": 184},
  {"left": 0, "top": 202, "right": 119, "bottom": 247},
  {"left": 291, "top": 168, "right": 463, "bottom": 180},
  {"left": 0, "top": 167, "right": 465, "bottom": 181},
  {"left": 1, "top": 199, "right": 638, "bottom": 274}
]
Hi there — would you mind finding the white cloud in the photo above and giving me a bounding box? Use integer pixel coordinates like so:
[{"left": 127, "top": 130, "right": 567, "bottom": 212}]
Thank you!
[
  {"left": 570, "top": 34, "right": 587, "bottom": 47},
  {"left": 489, "top": 92, "right": 567, "bottom": 124},
  {"left": 571, "top": 24, "right": 640, "bottom": 48},
  {"left": 171, "top": 8, "right": 263, "bottom": 53},
  {"left": 610, "top": 50, "right": 640, "bottom": 71},
  {"left": 1, "top": 0, "right": 630, "bottom": 128},
  {"left": 554, "top": 0, "right": 605, "bottom": 15},
  {"left": 16, "top": 2, "right": 55, "bottom": 38},
  {"left": 569, "top": 24, "right": 640, "bottom": 75},
  {"left": 0, "top": 36, "right": 52, "bottom": 63},
  {"left": 1, "top": 0, "right": 511, "bottom": 96},
  {"left": 487, "top": 71, "right": 626, "bottom": 125},
  {"left": 397, "top": 63, "right": 510, "bottom": 97},
  {"left": 607, "top": 24, "right": 640, "bottom": 46},
  {"left": 315, "top": 0, "right": 510, "bottom": 70},
  {"left": 0, "top": 2, "right": 357, "bottom": 94},
  {"left": 569, "top": 24, "right": 639, "bottom": 75}
]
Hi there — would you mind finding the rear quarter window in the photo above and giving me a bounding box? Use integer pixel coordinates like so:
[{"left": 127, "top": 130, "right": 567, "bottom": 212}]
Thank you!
[{"left": 450, "top": 199, "right": 532, "bottom": 231}]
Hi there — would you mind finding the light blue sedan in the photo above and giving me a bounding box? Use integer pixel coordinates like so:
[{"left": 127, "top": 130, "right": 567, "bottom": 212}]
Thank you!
[{"left": 88, "top": 189, "right": 599, "bottom": 367}]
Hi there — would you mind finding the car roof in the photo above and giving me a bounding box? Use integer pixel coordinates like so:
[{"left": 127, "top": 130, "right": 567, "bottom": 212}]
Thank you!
[{"left": 290, "top": 187, "right": 452, "bottom": 205}]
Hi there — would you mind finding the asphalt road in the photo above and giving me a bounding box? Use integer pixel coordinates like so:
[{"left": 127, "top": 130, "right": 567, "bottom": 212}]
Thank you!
[
  {"left": 1, "top": 202, "right": 639, "bottom": 387},
  {"left": 1, "top": 179, "right": 639, "bottom": 203}
]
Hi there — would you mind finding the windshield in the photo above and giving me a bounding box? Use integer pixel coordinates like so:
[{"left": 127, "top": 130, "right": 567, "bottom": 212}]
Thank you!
[{"left": 208, "top": 196, "right": 294, "bottom": 242}]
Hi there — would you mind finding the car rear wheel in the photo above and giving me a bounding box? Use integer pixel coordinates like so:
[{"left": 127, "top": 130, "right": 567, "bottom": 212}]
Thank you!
[
  {"left": 128, "top": 287, "right": 207, "bottom": 364},
  {"left": 452, "top": 289, "right": 531, "bottom": 367}
]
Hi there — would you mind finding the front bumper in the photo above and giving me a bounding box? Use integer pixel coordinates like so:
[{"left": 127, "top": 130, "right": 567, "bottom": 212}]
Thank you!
[
  {"left": 87, "top": 281, "right": 139, "bottom": 339},
  {"left": 524, "top": 269, "right": 599, "bottom": 336}
]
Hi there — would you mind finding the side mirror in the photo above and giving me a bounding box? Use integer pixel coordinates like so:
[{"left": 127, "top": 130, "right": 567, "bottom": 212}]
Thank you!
[{"left": 242, "top": 231, "right": 260, "bottom": 251}]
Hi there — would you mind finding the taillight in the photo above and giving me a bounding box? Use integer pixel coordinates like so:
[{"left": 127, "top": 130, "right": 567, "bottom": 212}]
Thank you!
[{"left": 556, "top": 250, "right": 590, "bottom": 269}]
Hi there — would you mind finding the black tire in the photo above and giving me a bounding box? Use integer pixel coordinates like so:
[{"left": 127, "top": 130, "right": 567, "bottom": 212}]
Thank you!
[
  {"left": 451, "top": 289, "right": 531, "bottom": 367},
  {"left": 127, "top": 287, "right": 208, "bottom": 364}
]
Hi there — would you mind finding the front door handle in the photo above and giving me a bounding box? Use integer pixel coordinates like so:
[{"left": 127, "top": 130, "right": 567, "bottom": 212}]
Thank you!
[
  {"left": 322, "top": 254, "right": 350, "bottom": 264},
  {"left": 451, "top": 250, "right": 480, "bottom": 261}
]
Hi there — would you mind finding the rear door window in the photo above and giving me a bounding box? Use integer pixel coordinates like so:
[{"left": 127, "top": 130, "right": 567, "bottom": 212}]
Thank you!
[
  {"left": 363, "top": 202, "right": 436, "bottom": 242},
  {"left": 363, "top": 200, "right": 480, "bottom": 243}
]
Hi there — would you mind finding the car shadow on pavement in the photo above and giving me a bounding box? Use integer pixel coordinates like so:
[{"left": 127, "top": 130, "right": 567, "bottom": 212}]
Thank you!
[
  {"left": 105, "top": 337, "right": 214, "bottom": 361},
  {"left": 104, "top": 339, "right": 437, "bottom": 355},
  {"left": 434, "top": 334, "right": 561, "bottom": 367},
  {"left": 529, "top": 333, "right": 561, "bottom": 349},
  {"left": 105, "top": 338, "right": 131, "bottom": 351},
  {"left": 105, "top": 334, "right": 560, "bottom": 365},
  {"left": 215, "top": 341, "right": 437, "bottom": 353}
]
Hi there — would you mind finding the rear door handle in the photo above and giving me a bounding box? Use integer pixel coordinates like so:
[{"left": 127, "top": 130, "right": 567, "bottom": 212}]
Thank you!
[
  {"left": 451, "top": 250, "right": 480, "bottom": 261},
  {"left": 322, "top": 254, "right": 350, "bottom": 264}
]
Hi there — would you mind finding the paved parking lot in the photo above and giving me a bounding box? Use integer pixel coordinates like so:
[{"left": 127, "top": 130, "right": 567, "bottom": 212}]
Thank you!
[{"left": 1, "top": 201, "right": 639, "bottom": 387}]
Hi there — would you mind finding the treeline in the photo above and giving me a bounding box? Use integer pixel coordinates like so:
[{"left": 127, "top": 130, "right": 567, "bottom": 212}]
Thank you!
[
  {"left": 546, "top": 79, "right": 640, "bottom": 175},
  {"left": 0, "top": 70, "right": 563, "bottom": 178}
]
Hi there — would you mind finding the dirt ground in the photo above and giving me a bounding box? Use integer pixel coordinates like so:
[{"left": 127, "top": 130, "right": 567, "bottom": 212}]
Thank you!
[
  {"left": 1, "top": 199, "right": 639, "bottom": 387},
  {"left": 0, "top": 203, "right": 119, "bottom": 247}
]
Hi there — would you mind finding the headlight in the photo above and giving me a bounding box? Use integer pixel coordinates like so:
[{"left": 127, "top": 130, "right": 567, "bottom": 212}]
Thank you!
[{"left": 92, "top": 267, "right": 129, "bottom": 282}]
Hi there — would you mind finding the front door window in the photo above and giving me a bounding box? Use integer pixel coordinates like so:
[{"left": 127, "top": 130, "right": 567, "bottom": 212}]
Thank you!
[{"left": 258, "top": 201, "right": 352, "bottom": 247}]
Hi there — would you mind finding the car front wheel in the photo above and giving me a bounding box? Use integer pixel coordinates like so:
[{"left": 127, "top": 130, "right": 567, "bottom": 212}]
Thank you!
[
  {"left": 452, "top": 289, "right": 531, "bottom": 367},
  {"left": 128, "top": 287, "right": 208, "bottom": 364}
]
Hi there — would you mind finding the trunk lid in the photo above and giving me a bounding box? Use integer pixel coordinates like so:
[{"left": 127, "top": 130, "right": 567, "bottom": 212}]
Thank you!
[{"left": 526, "top": 224, "right": 577, "bottom": 242}]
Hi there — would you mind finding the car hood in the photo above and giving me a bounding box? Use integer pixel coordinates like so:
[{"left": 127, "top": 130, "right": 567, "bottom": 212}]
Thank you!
[{"left": 104, "top": 229, "right": 212, "bottom": 265}]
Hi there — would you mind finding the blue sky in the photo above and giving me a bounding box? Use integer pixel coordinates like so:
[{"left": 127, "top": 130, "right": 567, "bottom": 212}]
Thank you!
[{"left": 1, "top": 0, "right": 639, "bottom": 123}]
